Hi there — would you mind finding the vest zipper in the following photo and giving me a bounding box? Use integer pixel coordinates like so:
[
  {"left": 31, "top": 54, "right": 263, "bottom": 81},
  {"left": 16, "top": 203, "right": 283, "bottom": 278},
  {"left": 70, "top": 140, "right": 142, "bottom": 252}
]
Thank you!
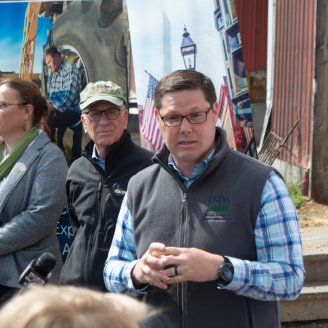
[
  {"left": 246, "top": 298, "right": 254, "bottom": 328},
  {"left": 179, "top": 192, "right": 188, "bottom": 328},
  {"left": 180, "top": 193, "right": 187, "bottom": 214},
  {"left": 180, "top": 192, "right": 188, "bottom": 247},
  {"left": 101, "top": 192, "right": 111, "bottom": 233},
  {"left": 87, "top": 181, "right": 102, "bottom": 285}
]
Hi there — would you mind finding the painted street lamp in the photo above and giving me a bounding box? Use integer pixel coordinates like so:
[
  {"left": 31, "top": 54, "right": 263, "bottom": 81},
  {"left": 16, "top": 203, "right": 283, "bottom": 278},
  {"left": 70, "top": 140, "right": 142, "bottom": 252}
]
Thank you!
[{"left": 180, "top": 26, "right": 197, "bottom": 70}]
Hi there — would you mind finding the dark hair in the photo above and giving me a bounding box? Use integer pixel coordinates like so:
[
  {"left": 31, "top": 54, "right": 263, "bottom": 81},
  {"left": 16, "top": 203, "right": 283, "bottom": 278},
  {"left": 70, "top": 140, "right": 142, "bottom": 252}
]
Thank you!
[
  {"left": 44, "top": 47, "right": 61, "bottom": 59},
  {"left": 0, "top": 78, "right": 49, "bottom": 127},
  {"left": 153, "top": 70, "right": 217, "bottom": 110}
]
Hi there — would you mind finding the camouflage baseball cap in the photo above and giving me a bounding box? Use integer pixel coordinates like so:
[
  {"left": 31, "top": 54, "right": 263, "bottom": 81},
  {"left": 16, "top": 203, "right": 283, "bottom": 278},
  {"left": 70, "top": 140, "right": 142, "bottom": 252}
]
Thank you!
[{"left": 79, "top": 81, "right": 127, "bottom": 110}]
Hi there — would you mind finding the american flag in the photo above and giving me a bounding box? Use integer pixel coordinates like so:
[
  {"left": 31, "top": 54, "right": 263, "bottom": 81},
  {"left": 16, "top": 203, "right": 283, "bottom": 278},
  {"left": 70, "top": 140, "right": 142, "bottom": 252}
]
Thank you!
[{"left": 140, "top": 73, "right": 163, "bottom": 150}]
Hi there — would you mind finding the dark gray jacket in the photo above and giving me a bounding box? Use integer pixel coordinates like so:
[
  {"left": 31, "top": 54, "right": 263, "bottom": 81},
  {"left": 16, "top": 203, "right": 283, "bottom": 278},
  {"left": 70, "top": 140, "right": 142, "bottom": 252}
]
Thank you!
[
  {"left": 0, "top": 132, "right": 67, "bottom": 288},
  {"left": 128, "top": 127, "right": 282, "bottom": 328}
]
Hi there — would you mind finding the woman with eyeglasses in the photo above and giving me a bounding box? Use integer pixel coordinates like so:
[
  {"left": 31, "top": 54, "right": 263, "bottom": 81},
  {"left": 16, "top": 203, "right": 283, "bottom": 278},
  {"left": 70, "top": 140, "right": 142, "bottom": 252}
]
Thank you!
[{"left": 0, "top": 78, "right": 68, "bottom": 306}]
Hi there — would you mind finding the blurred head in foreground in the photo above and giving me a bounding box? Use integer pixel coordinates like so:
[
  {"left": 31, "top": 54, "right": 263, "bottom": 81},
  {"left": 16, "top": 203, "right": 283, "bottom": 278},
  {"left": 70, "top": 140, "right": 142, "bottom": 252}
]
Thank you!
[{"left": 0, "top": 286, "right": 151, "bottom": 328}]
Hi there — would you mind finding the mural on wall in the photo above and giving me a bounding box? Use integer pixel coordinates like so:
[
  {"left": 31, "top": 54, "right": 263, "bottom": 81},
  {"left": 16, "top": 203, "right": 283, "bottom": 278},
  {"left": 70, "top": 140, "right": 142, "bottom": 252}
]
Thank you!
[
  {"left": 0, "top": 0, "right": 127, "bottom": 261},
  {"left": 127, "top": 0, "right": 257, "bottom": 158},
  {"left": 0, "top": 0, "right": 127, "bottom": 163},
  {"left": 213, "top": 0, "right": 257, "bottom": 157},
  {"left": 1, "top": 0, "right": 257, "bottom": 260}
]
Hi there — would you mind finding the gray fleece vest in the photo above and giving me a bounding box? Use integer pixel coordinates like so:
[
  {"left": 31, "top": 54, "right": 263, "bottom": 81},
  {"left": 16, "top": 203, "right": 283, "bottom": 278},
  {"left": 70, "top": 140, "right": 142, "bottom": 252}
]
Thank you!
[{"left": 128, "top": 127, "right": 282, "bottom": 328}]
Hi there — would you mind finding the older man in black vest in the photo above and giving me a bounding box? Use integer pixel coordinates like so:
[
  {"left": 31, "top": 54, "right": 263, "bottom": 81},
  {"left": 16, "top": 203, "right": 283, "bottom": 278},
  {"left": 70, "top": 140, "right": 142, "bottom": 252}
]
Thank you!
[
  {"left": 60, "top": 81, "right": 153, "bottom": 291},
  {"left": 104, "top": 70, "right": 305, "bottom": 328}
]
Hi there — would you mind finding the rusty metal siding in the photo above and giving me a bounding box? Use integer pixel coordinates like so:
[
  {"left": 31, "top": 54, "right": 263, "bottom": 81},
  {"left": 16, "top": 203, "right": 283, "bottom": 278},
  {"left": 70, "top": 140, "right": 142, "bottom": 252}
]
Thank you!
[
  {"left": 235, "top": 0, "right": 268, "bottom": 71},
  {"left": 272, "top": 0, "right": 315, "bottom": 168}
]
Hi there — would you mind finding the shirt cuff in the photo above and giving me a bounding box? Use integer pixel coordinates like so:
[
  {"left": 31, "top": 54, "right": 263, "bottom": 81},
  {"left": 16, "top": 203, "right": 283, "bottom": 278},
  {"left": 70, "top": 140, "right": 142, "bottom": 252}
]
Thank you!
[
  {"left": 218, "top": 256, "right": 251, "bottom": 294},
  {"left": 123, "top": 259, "right": 149, "bottom": 294}
]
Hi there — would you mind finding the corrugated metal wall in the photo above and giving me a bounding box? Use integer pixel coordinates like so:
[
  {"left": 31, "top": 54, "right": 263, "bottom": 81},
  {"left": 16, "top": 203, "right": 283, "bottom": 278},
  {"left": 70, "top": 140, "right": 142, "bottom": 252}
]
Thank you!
[
  {"left": 272, "top": 0, "right": 316, "bottom": 168},
  {"left": 235, "top": 0, "right": 268, "bottom": 71}
]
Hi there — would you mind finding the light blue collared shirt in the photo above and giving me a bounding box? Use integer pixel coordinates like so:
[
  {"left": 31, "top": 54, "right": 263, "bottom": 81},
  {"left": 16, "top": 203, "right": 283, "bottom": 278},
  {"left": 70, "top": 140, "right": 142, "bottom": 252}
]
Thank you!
[
  {"left": 92, "top": 145, "right": 105, "bottom": 170},
  {"left": 168, "top": 148, "right": 215, "bottom": 189}
]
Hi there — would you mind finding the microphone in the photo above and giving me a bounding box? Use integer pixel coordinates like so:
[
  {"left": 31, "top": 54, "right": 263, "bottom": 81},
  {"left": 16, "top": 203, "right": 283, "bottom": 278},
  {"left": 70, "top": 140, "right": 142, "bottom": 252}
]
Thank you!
[{"left": 17, "top": 252, "right": 57, "bottom": 296}]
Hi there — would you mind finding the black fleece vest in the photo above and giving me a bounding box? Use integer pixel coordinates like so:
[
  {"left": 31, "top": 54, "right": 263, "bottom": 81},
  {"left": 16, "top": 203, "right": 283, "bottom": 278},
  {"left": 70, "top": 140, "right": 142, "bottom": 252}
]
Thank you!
[
  {"left": 128, "top": 127, "right": 282, "bottom": 328},
  {"left": 61, "top": 130, "right": 153, "bottom": 291}
]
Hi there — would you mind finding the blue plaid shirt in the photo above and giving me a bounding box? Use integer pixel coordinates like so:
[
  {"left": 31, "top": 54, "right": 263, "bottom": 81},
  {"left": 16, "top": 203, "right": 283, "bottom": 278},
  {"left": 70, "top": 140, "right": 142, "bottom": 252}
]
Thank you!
[
  {"left": 46, "top": 61, "right": 81, "bottom": 113},
  {"left": 104, "top": 152, "right": 305, "bottom": 300}
]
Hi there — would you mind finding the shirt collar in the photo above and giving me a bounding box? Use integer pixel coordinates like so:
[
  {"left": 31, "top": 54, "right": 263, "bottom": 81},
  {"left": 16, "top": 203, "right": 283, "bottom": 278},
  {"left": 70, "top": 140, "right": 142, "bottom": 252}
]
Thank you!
[
  {"left": 92, "top": 145, "right": 105, "bottom": 170},
  {"left": 92, "top": 145, "right": 103, "bottom": 161},
  {"left": 168, "top": 147, "right": 215, "bottom": 188},
  {"left": 54, "top": 61, "right": 66, "bottom": 76}
]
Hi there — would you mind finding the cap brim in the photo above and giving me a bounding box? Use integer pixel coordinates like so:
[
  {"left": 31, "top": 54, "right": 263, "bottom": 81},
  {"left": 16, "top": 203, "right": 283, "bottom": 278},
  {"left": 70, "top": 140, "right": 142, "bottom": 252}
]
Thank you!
[{"left": 79, "top": 95, "right": 124, "bottom": 110}]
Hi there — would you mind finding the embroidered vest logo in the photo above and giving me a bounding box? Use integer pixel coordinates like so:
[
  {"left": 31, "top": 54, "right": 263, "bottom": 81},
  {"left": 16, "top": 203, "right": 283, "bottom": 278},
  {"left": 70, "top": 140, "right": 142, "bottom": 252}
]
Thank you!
[
  {"left": 114, "top": 189, "right": 126, "bottom": 195},
  {"left": 204, "top": 197, "right": 233, "bottom": 221}
]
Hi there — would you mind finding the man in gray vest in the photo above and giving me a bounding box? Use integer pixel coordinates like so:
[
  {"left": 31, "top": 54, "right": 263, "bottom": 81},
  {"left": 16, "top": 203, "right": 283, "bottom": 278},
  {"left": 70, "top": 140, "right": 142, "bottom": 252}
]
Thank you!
[{"left": 104, "top": 70, "right": 305, "bottom": 328}]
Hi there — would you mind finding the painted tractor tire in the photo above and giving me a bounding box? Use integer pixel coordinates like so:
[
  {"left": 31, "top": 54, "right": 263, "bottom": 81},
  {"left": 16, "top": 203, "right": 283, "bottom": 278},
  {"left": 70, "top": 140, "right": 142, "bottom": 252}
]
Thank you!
[{"left": 51, "top": 0, "right": 126, "bottom": 90}]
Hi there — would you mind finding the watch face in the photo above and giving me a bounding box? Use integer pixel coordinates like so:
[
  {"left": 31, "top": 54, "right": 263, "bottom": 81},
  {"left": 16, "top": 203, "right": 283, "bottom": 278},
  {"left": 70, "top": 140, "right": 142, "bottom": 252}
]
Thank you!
[{"left": 222, "top": 265, "right": 233, "bottom": 281}]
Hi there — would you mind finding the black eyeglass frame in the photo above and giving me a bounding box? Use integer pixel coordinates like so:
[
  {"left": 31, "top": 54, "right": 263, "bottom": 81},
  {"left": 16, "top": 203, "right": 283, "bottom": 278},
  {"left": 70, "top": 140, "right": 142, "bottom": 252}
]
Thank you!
[
  {"left": 83, "top": 107, "right": 126, "bottom": 122},
  {"left": 0, "top": 103, "right": 27, "bottom": 109},
  {"left": 159, "top": 107, "right": 213, "bottom": 127}
]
